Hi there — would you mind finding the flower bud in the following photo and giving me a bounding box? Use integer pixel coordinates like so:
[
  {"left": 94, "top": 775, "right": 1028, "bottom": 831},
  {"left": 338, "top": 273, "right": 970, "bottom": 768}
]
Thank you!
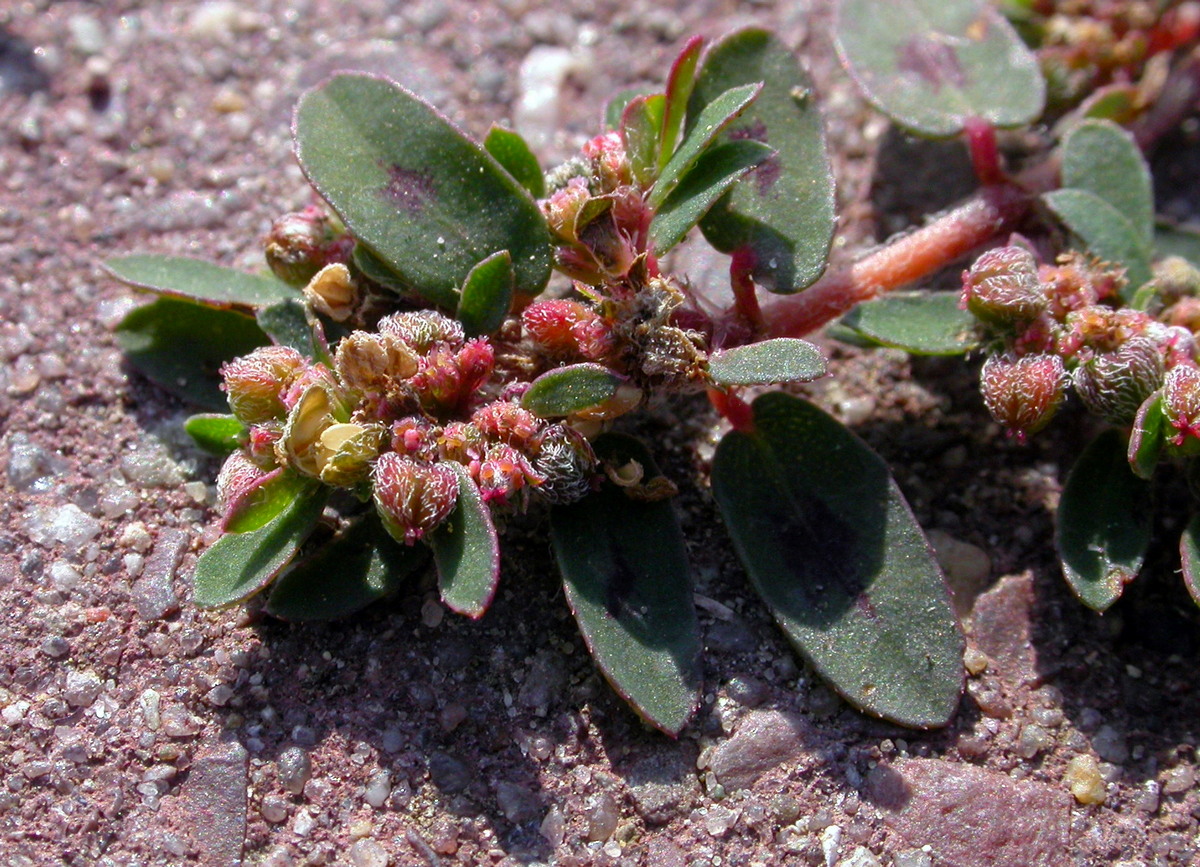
[
  {"left": 391, "top": 416, "right": 439, "bottom": 461},
  {"left": 264, "top": 206, "right": 351, "bottom": 286},
  {"left": 582, "top": 131, "right": 631, "bottom": 191},
  {"left": 980, "top": 353, "right": 1067, "bottom": 441},
  {"left": 522, "top": 299, "right": 613, "bottom": 360},
  {"left": 411, "top": 339, "right": 495, "bottom": 415},
  {"left": 378, "top": 310, "right": 464, "bottom": 353},
  {"left": 531, "top": 424, "right": 595, "bottom": 505},
  {"left": 1073, "top": 336, "right": 1165, "bottom": 425},
  {"left": 334, "top": 331, "right": 418, "bottom": 395},
  {"left": 221, "top": 346, "right": 307, "bottom": 425},
  {"left": 247, "top": 422, "right": 284, "bottom": 469},
  {"left": 437, "top": 422, "right": 486, "bottom": 465},
  {"left": 962, "top": 246, "right": 1046, "bottom": 325},
  {"left": 476, "top": 443, "right": 543, "bottom": 506},
  {"left": 373, "top": 453, "right": 459, "bottom": 545},
  {"left": 1164, "top": 364, "right": 1200, "bottom": 450},
  {"left": 316, "top": 422, "right": 385, "bottom": 487},
  {"left": 472, "top": 400, "right": 543, "bottom": 447},
  {"left": 216, "top": 451, "right": 270, "bottom": 524},
  {"left": 543, "top": 178, "right": 591, "bottom": 244},
  {"left": 303, "top": 263, "right": 357, "bottom": 323}
]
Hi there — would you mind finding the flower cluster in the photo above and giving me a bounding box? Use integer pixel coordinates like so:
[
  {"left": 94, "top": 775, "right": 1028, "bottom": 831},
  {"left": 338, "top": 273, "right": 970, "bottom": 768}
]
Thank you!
[
  {"left": 964, "top": 245, "right": 1200, "bottom": 451},
  {"left": 217, "top": 309, "right": 598, "bottom": 546}
]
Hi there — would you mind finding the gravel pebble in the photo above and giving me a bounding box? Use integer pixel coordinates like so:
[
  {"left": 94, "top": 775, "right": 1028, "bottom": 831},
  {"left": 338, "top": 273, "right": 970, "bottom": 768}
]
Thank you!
[
  {"left": 428, "top": 751, "right": 471, "bottom": 794},
  {"left": 131, "top": 527, "right": 186, "bottom": 620},
  {"left": 710, "top": 710, "right": 819, "bottom": 791},
  {"left": 364, "top": 770, "right": 391, "bottom": 808},
  {"left": 277, "top": 746, "right": 312, "bottom": 795},
  {"left": 348, "top": 838, "right": 389, "bottom": 867},
  {"left": 1065, "top": 755, "right": 1106, "bottom": 805},
  {"left": 63, "top": 669, "right": 103, "bottom": 708},
  {"left": 585, "top": 792, "right": 619, "bottom": 842}
]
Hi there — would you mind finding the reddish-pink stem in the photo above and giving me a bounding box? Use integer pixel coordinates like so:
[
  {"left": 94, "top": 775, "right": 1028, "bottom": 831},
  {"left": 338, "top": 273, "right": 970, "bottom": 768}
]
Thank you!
[
  {"left": 757, "top": 182, "right": 1033, "bottom": 338},
  {"left": 964, "top": 117, "right": 1004, "bottom": 186},
  {"left": 730, "top": 247, "right": 764, "bottom": 335},
  {"left": 707, "top": 387, "right": 754, "bottom": 432}
]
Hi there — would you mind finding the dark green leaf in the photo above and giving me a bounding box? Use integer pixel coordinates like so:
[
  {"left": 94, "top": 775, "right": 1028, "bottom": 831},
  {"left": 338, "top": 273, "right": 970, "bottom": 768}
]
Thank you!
[
  {"left": 1180, "top": 514, "right": 1200, "bottom": 609},
  {"left": 712, "top": 393, "right": 964, "bottom": 728},
  {"left": 621, "top": 94, "right": 667, "bottom": 189},
  {"left": 1056, "top": 429, "right": 1151, "bottom": 611},
  {"left": 106, "top": 255, "right": 295, "bottom": 308},
  {"left": 185, "top": 414, "right": 246, "bottom": 455},
  {"left": 1128, "top": 391, "right": 1166, "bottom": 480},
  {"left": 707, "top": 338, "right": 826, "bottom": 386},
  {"left": 256, "top": 297, "right": 325, "bottom": 361},
  {"left": 192, "top": 472, "right": 328, "bottom": 608},
  {"left": 1061, "top": 119, "right": 1153, "bottom": 245},
  {"left": 484, "top": 126, "right": 545, "bottom": 198},
  {"left": 692, "top": 29, "right": 836, "bottom": 293},
  {"left": 837, "top": 291, "right": 979, "bottom": 355},
  {"left": 1043, "top": 188, "right": 1153, "bottom": 291},
  {"left": 352, "top": 243, "right": 413, "bottom": 295},
  {"left": 647, "top": 82, "right": 761, "bottom": 211},
  {"left": 833, "top": 0, "right": 1045, "bottom": 137},
  {"left": 457, "top": 250, "right": 514, "bottom": 337},
  {"left": 521, "top": 364, "right": 623, "bottom": 418},
  {"left": 428, "top": 463, "right": 499, "bottom": 618},
  {"left": 266, "top": 512, "right": 429, "bottom": 620},
  {"left": 648, "top": 140, "right": 774, "bottom": 256},
  {"left": 551, "top": 434, "right": 700, "bottom": 735},
  {"left": 295, "top": 73, "right": 553, "bottom": 307},
  {"left": 660, "top": 36, "right": 704, "bottom": 170},
  {"left": 116, "top": 297, "right": 269, "bottom": 410}
]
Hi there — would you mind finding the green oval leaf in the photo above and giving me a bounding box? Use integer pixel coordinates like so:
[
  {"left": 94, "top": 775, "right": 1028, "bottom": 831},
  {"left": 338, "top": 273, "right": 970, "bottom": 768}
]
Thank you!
[
  {"left": 648, "top": 140, "right": 774, "bottom": 256},
  {"left": 712, "top": 393, "right": 964, "bottom": 728},
  {"left": 428, "top": 463, "right": 499, "bottom": 618},
  {"left": 708, "top": 338, "right": 826, "bottom": 386},
  {"left": 193, "top": 472, "right": 328, "bottom": 608},
  {"left": 185, "top": 414, "right": 247, "bottom": 455},
  {"left": 295, "top": 73, "right": 553, "bottom": 308},
  {"left": 521, "top": 364, "right": 623, "bottom": 418},
  {"left": 550, "top": 434, "right": 701, "bottom": 736},
  {"left": 1056, "top": 429, "right": 1151, "bottom": 612},
  {"left": 691, "top": 29, "right": 836, "bottom": 293},
  {"left": 484, "top": 126, "right": 545, "bottom": 199},
  {"left": 1061, "top": 119, "right": 1153, "bottom": 246},
  {"left": 1043, "top": 188, "right": 1153, "bottom": 291},
  {"left": 833, "top": 0, "right": 1045, "bottom": 137},
  {"left": 837, "top": 291, "right": 979, "bottom": 355},
  {"left": 116, "top": 297, "right": 269, "bottom": 410},
  {"left": 457, "top": 250, "right": 514, "bottom": 337},
  {"left": 1180, "top": 514, "right": 1200, "bottom": 610},
  {"left": 266, "top": 512, "right": 429, "bottom": 621},
  {"left": 106, "top": 255, "right": 295, "bottom": 308},
  {"left": 647, "top": 82, "right": 761, "bottom": 210}
]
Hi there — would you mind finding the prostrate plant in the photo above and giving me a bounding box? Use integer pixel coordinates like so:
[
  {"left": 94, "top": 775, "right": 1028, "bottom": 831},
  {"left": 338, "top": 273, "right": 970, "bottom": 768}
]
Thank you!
[{"left": 109, "top": 0, "right": 1200, "bottom": 734}]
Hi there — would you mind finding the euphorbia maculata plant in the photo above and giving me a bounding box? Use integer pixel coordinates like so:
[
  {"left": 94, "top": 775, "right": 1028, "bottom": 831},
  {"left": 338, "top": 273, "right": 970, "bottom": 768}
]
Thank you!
[{"left": 109, "top": 0, "right": 1200, "bottom": 734}]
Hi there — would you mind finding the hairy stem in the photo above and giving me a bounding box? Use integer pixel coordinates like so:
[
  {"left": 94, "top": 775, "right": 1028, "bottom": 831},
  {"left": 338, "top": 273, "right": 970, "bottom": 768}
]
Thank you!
[{"left": 756, "top": 181, "right": 1034, "bottom": 338}]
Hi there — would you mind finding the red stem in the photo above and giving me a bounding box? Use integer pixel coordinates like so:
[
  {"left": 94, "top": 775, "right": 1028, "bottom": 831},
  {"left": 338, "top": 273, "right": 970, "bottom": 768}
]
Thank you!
[
  {"left": 707, "top": 387, "right": 754, "bottom": 432},
  {"left": 964, "top": 117, "right": 1004, "bottom": 186},
  {"left": 756, "top": 181, "right": 1034, "bottom": 338},
  {"left": 730, "top": 247, "right": 764, "bottom": 336}
]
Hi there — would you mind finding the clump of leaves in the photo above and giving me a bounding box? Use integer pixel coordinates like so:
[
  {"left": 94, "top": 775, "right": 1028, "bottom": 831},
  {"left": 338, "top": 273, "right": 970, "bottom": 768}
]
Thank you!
[{"left": 110, "top": 0, "right": 1200, "bottom": 734}]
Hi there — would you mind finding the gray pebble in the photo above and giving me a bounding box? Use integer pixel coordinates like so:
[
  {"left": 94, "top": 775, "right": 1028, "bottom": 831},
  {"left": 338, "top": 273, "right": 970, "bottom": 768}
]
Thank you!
[
  {"left": 494, "top": 780, "right": 541, "bottom": 823},
  {"left": 1092, "top": 725, "right": 1129, "bottom": 764},
  {"left": 277, "top": 746, "right": 312, "bottom": 795},
  {"left": 364, "top": 770, "right": 391, "bottom": 809},
  {"left": 348, "top": 838, "right": 389, "bottom": 867},
  {"left": 63, "top": 669, "right": 103, "bottom": 708},
  {"left": 585, "top": 792, "right": 619, "bottom": 842},
  {"left": 260, "top": 796, "right": 289, "bottom": 824}
]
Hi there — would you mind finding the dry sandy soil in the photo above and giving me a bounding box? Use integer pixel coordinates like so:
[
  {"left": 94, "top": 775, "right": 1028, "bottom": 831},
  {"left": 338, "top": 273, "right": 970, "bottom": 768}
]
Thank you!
[{"left": 2, "top": 1, "right": 1200, "bottom": 865}]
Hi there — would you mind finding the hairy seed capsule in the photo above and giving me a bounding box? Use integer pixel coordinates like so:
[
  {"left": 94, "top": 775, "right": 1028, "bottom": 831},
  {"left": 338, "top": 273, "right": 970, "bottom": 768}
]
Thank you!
[
  {"left": 476, "top": 443, "right": 543, "bottom": 506},
  {"left": 221, "top": 346, "right": 307, "bottom": 425},
  {"left": 334, "top": 331, "right": 419, "bottom": 395},
  {"left": 216, "top": 451, "right": 270, "bottom": 524},
  {"left": 1073, "top": 336, "right": 1165, "bottom": 425},
  {"left": 531, "top": 424, "right": 595, "bottom": 505},
  {"left": 378, "top": 310, "right": 464, "bottom": 353},
  {"left": 373, "top": 454, "right": 459, "bottom": 545},
  {"left": 264, "top": 206, "right": 350, "bottom": 287},
  {"left": 962, "top": 246, "right": 1045, "bottom": 325},
  {"left": 980, "top": 353, "right": 1067, "bottom": 441},
  {"left": 472, "top": 401, "right": 543, "bottom": 447},
  {"left": 303, "top": 263, "right": 357, "bottom": 323}
]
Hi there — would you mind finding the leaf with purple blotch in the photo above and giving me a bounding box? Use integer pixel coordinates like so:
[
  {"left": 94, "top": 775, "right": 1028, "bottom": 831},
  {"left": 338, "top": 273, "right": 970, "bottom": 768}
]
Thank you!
[
  {"left": 712, "top": 392, "right": 964, "bottom": 728},
  {"left": 295, "top": 73, "right": 552, "bottom": 308},
  {"left": 833, "top": 0, "right": 1045, "bottom": 138},
  {"left": 550, "top": 433, "right": 700, "bottom": 735}
]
